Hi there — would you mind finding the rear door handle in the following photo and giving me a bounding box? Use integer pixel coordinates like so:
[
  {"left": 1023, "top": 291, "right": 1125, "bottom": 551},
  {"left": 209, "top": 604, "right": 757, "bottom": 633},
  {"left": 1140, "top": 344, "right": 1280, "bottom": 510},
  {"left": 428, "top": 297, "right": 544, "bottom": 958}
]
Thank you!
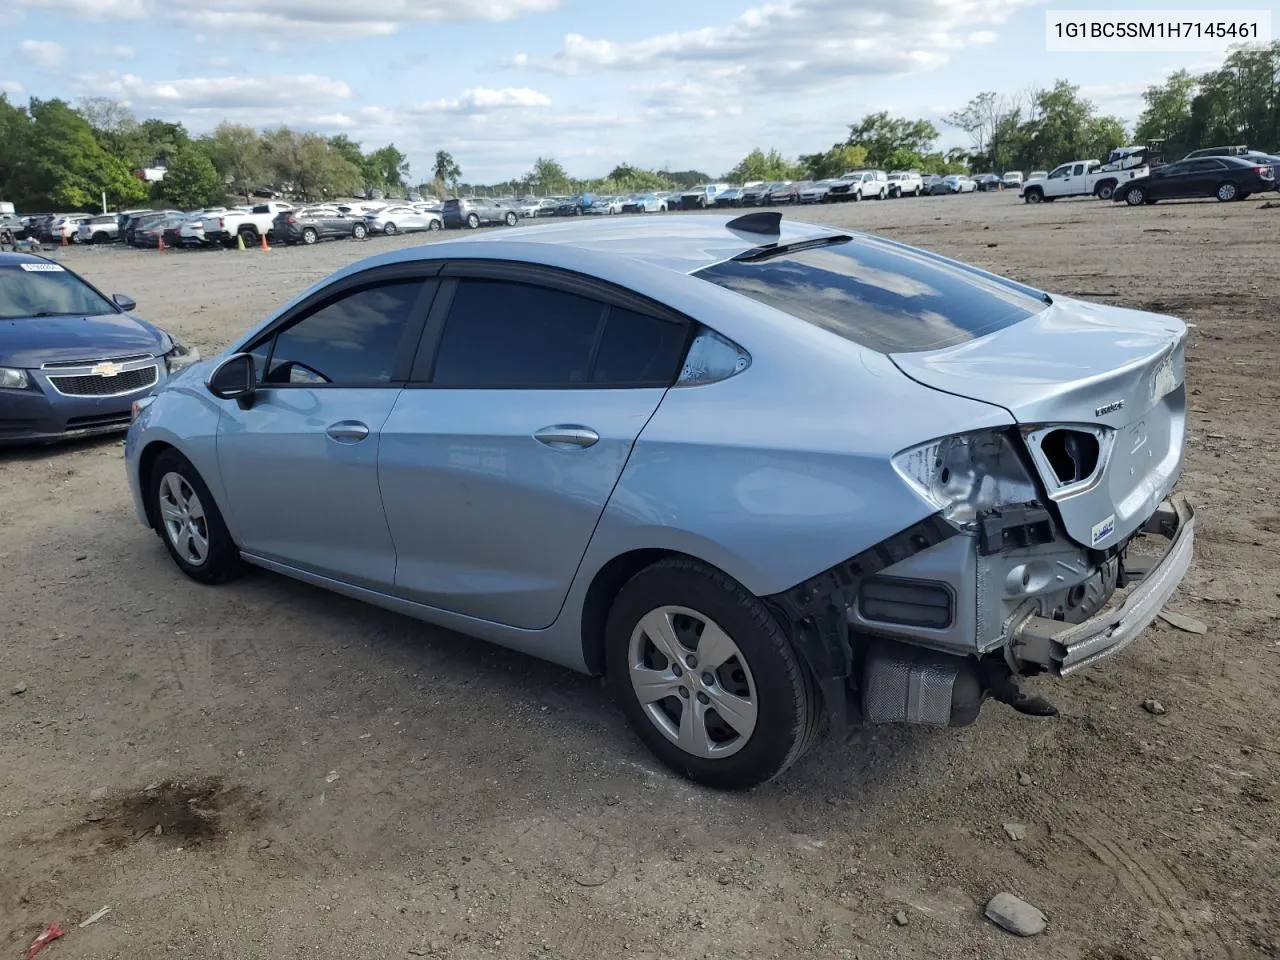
[
  {"left": 534, "top": 425, "right": 599, "bottom": 449},
  {"left": 326, "top": 420, "right": 370, "bottom": 443}
]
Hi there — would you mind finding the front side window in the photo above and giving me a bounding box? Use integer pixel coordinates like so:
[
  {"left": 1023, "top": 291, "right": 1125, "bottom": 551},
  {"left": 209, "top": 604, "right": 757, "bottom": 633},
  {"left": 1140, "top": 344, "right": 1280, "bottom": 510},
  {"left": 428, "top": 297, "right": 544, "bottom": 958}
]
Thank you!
[
  {"left": 694, "top": 237, "right": 1046, "bottom": 354},
  {"left": 261, "top": 280, "right": 424, "bottom": 385},
  {"left": 1048, "top": 165, "right": 1070, "bottom": 179}
]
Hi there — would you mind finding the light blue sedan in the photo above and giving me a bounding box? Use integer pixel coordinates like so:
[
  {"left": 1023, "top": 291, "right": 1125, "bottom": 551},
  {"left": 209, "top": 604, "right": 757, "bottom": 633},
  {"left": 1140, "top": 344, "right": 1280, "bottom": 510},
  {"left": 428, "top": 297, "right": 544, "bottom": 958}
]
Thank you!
[{"left": 125, "top": 212, "right": 1194, "bottom": 788}]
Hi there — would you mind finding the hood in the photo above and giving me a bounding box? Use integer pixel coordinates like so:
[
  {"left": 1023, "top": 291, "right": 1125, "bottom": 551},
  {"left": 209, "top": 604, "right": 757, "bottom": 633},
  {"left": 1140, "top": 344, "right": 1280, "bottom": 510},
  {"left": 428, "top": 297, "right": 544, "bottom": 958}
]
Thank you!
[
  {"left": 891, "top": 297, "right": 1187, "bottom": 550},
  {"left": 0, "top": 311, "right": 169, "bottom": 367}
]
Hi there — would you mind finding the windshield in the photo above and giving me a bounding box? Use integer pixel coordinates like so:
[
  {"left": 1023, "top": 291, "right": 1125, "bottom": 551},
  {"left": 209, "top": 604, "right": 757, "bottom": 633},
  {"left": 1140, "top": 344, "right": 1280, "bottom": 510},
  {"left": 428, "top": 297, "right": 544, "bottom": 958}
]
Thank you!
[
  {"left": 694, "top": 237, "right": 1047, "bottom": 354},
  {"left": 0, "top": 263, "right": 116, "bottom": 321}
]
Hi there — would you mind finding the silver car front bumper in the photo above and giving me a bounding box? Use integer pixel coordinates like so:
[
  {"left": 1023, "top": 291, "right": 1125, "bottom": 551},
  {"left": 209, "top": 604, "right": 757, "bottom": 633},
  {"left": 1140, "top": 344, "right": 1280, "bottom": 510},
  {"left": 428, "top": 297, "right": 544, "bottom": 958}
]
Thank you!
[{"left": 1012, "top": 495, "right": 1195, "bottom": 676}]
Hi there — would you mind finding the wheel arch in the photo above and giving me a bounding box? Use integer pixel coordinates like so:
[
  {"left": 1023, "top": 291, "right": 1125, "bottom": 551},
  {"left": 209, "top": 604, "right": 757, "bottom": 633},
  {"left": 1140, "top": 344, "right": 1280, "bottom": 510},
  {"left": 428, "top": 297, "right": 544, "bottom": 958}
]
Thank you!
[{"left": 137, "top": 438, "right": 179, "bottom": 529}]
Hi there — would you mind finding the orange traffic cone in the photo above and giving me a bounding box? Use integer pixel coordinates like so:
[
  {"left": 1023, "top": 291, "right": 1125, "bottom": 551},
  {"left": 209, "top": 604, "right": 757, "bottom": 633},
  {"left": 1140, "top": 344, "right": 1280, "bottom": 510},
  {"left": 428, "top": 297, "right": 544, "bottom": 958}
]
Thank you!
[
  {"left": 157, "top": 234, "right": 165, "bottom": 251},
  {"left": 260, "top": 233, "right": 270, "bottom": 252}
]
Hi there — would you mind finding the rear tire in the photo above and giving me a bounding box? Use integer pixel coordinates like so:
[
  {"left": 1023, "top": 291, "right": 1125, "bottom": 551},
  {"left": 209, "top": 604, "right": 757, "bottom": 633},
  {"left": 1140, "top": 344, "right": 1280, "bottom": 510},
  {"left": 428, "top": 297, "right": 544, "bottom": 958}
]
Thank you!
[
  {"left": 352, "top": 222, "right": 368, "bottom": 240},
  {"left": 302, "top": 227, "right": 318, "bottom": 245},
  {"left": 1095, "top": 181, "right": 1116, "bottom": 200},
  {"left": 428, "top": 219, "right": 442, "bottom": 231},
  {"left": 1216, "top": 182, "right": 1238, "bottom": 202},
  {"left": 383, "top": 222, "right": 398, "bottom": 235},
  {"left": 467, "top": 213, "right": 481, "bottom": 228},
  {"left": 148, "top": 450, "right": 243, "bottom": 585},
  {"left": 505, "top": 211, "right": 518, "bottom": 226},
  {"left": 605, "top": 558, "right": 820, "bottom": 789},
  {"left": 1124, "top": 186, "right": 1147, "bottom": 206},
  {"left": 240, "top": 227, "right": 259, "bottom": 247}
]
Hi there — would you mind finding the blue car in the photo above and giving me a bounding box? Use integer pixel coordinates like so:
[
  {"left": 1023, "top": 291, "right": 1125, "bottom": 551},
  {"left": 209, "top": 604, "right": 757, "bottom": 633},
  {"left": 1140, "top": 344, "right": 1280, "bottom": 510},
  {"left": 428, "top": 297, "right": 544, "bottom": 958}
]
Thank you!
[
  {"left": 0, "top": 251, "right": 199, "bottom": 445},
  {"left": 125, "top": 213, "right": 1193, "bottom": 788}
]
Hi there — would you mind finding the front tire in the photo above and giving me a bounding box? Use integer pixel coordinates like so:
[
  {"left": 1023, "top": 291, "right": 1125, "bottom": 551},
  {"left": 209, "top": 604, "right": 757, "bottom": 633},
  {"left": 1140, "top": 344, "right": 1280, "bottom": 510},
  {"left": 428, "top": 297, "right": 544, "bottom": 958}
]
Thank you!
[
  {"left": 428, "top": 219, "right": 442, "bottom": 231},
  {"left": 1024, "top": 188, "right": 1043, "bottom": 204},
  {"left": 467, "top": 213, "right": 481, "bottom": 228},
  {"left": 505, "top": 211, "right": 518, "bottom": 226},
  {"left": 301, "top": 227, "right": 318, "bottom": 245},
  {"left": 149, "top": 450, "right": 242, "bottom": 585},
  {"left": 605, "top": 558, "right": 819, "bottom": 790},
  {"left": 384, "top": 222, "right": 398, "bottom": 235},
  {"left": 352, "top": 222, "right": 368, "bottom": 240}
]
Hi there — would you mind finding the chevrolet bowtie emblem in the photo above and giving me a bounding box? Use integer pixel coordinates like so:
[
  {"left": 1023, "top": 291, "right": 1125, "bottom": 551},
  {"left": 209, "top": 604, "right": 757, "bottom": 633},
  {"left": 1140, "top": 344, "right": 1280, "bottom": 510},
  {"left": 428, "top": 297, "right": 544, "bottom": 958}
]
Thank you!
[{"left": 90, "top": 361, "right": 122, "bottom": 377}]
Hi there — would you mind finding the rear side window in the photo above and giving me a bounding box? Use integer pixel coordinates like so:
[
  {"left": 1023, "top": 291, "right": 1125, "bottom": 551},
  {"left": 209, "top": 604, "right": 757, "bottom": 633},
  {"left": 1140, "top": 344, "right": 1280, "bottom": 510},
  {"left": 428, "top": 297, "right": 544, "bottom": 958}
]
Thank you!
[
  {"left": 431, "top": 279, "right": 602, "bottom": 386},
  {"left": 425, "top": 279, "right": 688, "bottom": 388},
  {"left": 694, "top": 238, "right": 1046, "bottom": 354}
]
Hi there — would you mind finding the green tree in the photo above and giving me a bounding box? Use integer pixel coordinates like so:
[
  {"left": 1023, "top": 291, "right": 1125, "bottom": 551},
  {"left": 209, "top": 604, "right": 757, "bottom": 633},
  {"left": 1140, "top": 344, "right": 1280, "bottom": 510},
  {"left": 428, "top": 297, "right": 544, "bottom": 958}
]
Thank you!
[
  {"left": 26, "top": 98, "right": 147, "bottom": 210},
  {"left": 529, "top": 156, "right": 569, "bottom": 194},
  {"left": 263, "top": 127, "right": 362, "bottom": 200},
  {"left": 657, "top": 169, "right": 712, "bottom": 189},
  {"left": 200, "top": 122, "right": 265, "bottom": 203},
  {"left": 159, "top": 143, "right": 225, "bottom": 209},
  {"left": 1134, "top": 69, "right": 1197, "bottom": 151},
  {"left": 132, "top": 119, "right": 190, "bottom": 169},
  {"left": 1184, "top": 43, "right": 1280, "bottom": 152},
  {"left": 604, "top": 163, "right": 669, "bottom": 191},
  {"left": 845, "top": 113, "right": 938, "bottom": 167},
  {"left": 74, "top": 96, "right": 138, "bottom": 157},
  {"left": 434, "top": 150, "right": 461, "bottom": 193},
  {"left": 727, "top": 148, "right": 798, "bottom": 183},
  {"left": 798, "top": 144, "right": 868, "bottom": 179},
  {"left": 366, "top": 144, "right": 410, "bottom": 190},
  {"left": 0, "top": 94, "right": 34, "bottom": 206}
]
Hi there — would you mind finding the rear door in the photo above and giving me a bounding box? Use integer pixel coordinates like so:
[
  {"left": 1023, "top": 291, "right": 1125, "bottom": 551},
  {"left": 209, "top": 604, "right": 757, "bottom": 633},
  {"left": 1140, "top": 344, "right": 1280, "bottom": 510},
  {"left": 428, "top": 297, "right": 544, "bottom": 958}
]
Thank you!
[{"left": 379, "top": 265, "right": 692, "bottom": 629}]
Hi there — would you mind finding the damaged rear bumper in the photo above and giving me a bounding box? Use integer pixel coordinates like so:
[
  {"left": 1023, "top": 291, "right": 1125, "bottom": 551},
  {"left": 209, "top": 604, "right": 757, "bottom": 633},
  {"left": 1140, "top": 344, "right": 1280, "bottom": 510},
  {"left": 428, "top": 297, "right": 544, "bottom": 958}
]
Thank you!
[{"left": 1011, "top": 495, "right": 1195, "bottom": 675}]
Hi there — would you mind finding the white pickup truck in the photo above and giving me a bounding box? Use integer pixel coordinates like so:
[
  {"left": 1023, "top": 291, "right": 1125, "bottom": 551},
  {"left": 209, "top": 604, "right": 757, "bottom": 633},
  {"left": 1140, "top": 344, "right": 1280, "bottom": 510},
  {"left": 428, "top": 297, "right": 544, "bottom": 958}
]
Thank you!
[
  {"left": 202, "top": 201, "right": 293, "bottom": 247},
  {"left": 1020, "top": 160, "right": 1149, "bottom": 203}
]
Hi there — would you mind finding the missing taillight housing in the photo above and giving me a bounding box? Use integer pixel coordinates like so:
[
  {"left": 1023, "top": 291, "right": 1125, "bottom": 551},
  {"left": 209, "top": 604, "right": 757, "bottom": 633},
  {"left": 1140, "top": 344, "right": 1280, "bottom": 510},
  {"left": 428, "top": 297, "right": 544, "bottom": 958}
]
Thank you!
[{"left": 1039, "top": 429, "right": 1101, "bottom": 485}]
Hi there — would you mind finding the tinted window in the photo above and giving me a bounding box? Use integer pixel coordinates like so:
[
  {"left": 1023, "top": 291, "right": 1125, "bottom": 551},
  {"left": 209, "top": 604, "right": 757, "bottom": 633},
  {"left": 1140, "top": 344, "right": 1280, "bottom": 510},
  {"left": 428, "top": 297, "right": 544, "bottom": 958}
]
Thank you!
[
  {"left": 431, "top": 279, "right": 603, "bottom": 387},
  {"left": 592, "top": 308, "right": 687, "bottom": 385},
  {"left": 264, "top": 280, "right": 423, "bottom": 385},
  {"left": 695, "top": 238, "right": 1046, "bottom": 354},
  {"left": 0, "top": 264, "right": 115, "bottom": 321},
  {"left": 1185, "top": 159, "right": 1226, "bottom": 172}
]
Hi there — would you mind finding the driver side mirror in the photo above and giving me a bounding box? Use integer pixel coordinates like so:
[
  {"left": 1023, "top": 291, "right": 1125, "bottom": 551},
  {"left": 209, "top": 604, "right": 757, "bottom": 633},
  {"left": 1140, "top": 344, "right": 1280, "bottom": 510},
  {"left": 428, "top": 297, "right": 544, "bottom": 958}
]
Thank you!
[
  {"left": 207, "top": 352, "right": 256, "bottom": 408},
  {"left": 113, "top": 293, "right": 137, "bottom": 311}
]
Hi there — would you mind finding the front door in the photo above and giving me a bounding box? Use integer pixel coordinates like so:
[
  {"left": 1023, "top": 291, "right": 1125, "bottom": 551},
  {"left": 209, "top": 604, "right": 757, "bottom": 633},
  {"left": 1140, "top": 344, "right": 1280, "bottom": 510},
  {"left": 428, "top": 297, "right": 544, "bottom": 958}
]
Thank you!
[
  {"left": 217, "top": 277, "right": 434, "bottom": 587},
  {"left": 379, "top": 273, "right": 691, "bottom": 630}
]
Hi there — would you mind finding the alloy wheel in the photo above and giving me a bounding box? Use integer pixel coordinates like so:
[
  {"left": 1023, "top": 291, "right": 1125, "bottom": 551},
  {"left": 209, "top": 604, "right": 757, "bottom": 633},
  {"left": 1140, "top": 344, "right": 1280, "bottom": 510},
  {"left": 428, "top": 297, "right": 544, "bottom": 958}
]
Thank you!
[
  {"left": 157, "top": 471, "right": 209, "bottom": 566},
  {"left": 627, "top": 605, "right": 758, "bottom": 759}
]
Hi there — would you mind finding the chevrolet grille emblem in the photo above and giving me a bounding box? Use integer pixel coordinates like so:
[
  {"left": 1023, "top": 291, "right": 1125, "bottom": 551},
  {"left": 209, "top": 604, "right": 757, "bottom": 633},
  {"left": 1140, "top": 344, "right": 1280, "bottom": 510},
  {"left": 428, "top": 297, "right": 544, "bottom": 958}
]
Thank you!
[{"left": 90, "top": 361, "right": 122, "bottom": 377}]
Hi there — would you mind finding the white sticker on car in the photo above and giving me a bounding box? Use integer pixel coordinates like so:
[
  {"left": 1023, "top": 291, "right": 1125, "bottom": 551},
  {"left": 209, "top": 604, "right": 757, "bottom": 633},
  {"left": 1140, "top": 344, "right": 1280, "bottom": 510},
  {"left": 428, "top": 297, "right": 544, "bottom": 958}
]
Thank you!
[
  {"left": 19, "top": 262, "right": 65, "bottom": 272},
  {"left": 1091, "top": 513, "right": 1116, "bottom": 546},
  {"left": 1150, "top": 351, "right": 1178, "bottom": 403}
]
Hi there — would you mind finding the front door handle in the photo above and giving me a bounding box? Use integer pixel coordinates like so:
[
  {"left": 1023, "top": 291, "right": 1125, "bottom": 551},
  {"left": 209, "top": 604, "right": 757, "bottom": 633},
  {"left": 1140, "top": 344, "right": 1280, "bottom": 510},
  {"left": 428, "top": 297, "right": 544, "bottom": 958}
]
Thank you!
[
  {"left": 326, "top": 420, "right": 370, "bottom": 443},
  {"left": 534, "top": 425, "right": 599, "bottom": 449}
]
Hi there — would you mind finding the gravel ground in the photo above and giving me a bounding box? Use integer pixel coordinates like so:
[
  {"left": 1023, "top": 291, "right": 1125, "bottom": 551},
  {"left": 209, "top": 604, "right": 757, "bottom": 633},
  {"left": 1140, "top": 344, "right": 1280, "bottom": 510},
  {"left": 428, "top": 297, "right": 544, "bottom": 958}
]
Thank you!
[{"left": 2, "top": 193, "right": 1278, "bottom": 960}]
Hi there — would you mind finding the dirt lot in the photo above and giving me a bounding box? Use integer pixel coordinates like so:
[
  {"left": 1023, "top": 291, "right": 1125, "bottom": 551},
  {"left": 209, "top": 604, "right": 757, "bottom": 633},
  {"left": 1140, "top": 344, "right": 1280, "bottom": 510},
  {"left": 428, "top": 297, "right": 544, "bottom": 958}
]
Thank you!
[{"left": 2, "top": 194, "right": 1278, "bottom": 960}]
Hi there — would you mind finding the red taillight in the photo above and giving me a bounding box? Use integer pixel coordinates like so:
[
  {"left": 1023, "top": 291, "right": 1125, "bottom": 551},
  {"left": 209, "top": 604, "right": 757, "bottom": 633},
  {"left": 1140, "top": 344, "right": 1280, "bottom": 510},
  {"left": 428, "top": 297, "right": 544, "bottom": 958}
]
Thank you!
[
  {"left": 1257, "top": 166, "right": 1273, "bottom": 177},
  {"left": 286, "top": 215, "right": 296, "bottom": 224}
]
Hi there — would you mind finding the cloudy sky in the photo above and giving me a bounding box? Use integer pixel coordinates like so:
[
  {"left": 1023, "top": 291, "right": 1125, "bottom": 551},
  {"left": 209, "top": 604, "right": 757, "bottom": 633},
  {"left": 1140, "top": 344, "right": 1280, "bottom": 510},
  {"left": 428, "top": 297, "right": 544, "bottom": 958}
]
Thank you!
[{"left": 1, "top": 0, "right": 1243, "bottom": 182}]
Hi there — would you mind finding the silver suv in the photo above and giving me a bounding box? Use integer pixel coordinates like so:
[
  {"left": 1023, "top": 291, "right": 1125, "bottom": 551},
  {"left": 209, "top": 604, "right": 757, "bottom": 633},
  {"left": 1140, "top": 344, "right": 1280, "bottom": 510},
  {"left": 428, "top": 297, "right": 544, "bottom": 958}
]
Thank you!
[{"left": 442, "top": 198, "right": 519, "bottom": 229}]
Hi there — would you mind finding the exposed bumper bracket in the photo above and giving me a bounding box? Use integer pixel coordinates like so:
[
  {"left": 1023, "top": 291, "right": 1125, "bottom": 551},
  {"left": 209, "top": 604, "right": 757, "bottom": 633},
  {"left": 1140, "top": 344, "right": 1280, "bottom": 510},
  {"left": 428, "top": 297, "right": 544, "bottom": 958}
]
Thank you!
[{"left": 1013, "top": 495, "right": 1195, "bottom": 676}]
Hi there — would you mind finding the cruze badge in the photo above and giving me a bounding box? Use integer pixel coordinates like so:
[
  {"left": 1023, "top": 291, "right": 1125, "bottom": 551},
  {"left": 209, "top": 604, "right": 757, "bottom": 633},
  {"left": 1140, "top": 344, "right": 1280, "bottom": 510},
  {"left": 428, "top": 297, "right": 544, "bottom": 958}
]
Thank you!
[
  {"left": 90, "top": 361, "right": 122, "bottom": 377},
  {"left": 1095, "top": 399, "right": 1124, "bottom": 417}
]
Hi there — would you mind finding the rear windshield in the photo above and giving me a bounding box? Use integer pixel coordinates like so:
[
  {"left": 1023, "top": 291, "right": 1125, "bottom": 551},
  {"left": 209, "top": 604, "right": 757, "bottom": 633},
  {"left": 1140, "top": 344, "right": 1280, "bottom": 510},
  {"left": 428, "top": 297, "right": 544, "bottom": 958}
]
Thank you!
[
  {"left": 694, "top": 237, "right": 1047, "bottom": 354},
  {"left": 0, "top": 263, "right": 115, "bottom": 321}
]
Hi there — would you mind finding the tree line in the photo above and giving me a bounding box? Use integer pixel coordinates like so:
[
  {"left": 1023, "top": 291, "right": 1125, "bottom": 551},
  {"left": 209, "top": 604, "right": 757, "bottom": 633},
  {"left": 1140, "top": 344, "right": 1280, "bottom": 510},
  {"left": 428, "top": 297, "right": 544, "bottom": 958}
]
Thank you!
[{"left": 1, "top": 43, "right": 1275, "bottom": 212}]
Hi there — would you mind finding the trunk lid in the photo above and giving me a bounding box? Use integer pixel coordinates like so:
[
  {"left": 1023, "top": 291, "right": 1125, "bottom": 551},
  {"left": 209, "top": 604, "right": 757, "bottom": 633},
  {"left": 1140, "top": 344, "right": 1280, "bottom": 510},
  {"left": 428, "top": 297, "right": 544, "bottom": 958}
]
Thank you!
[{"left": 890, "top": 297, "right": 1187, "bottom": 550}]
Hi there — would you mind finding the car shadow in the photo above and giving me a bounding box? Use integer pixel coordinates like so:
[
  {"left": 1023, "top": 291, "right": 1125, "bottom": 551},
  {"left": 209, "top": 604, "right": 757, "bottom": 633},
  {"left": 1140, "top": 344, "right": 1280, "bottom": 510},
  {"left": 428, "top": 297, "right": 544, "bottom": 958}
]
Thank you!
[{"left": 0, "top": 433, "right": 123, "bottom": 464}]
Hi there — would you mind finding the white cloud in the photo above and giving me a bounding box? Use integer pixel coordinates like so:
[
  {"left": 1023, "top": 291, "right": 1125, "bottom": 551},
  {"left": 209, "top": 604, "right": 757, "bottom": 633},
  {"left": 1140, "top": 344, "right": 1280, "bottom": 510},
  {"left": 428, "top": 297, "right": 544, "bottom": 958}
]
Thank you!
[
  {"left": 16, "top": 0, "right": 146, "bottom": 18},
  {"left": 19, "top": 39, "right": 67, "bottom": 69},
  {"left": 515, "top": 0, "right": 1039, "bottom": 93},
  {"left": 73, "top": 71, "right": 352, "bottom": 116},
  {"left": 1, "top": 80, "right": 23, "bottom": 95},
  {"left": 426, "top": 87, "right": 551, "bottom": 111},
  {"left": 110, "top": 44, "right": 135, "bottom": 58},
  {"left": 17, "top": 0, "right": 562, "bottom": 36}
]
